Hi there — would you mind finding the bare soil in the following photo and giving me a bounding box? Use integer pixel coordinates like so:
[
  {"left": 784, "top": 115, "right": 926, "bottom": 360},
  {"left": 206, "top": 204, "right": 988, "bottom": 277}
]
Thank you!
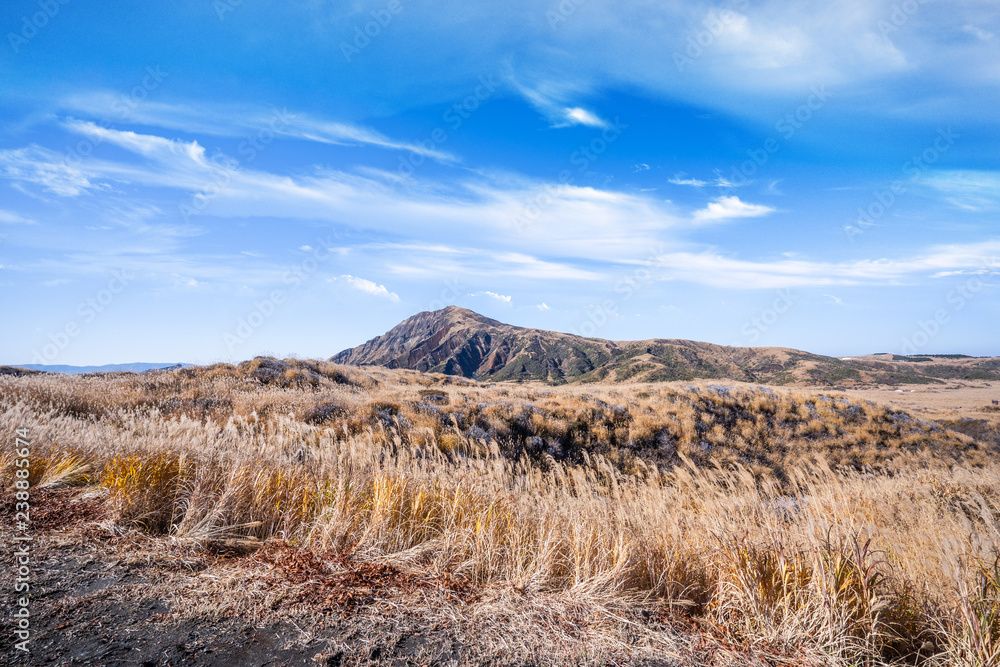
[
  {"left": 0, "top": 489, "right": 733, "bottom": 667},
  {"left": 820, "top": 380, "right": 999, "bottom": 420}
]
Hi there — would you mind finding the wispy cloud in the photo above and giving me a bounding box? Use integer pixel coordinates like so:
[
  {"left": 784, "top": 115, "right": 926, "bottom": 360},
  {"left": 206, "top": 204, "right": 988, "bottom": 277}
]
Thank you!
[
  {"left": 5, "top": 122, "right": 997, "bottom": 299},
  {"left": 513, "top": 80, "right": 609, "bottom": 128},
  {"left": 3, "top": 123, "right": 678, "bottom": 263},
  {"left": 962, "top": 24, "right": 995, "bottom": 41},
  {"left": 924, "top": 170, "right": 1000, "bottom": 212},
  {"left": 668, "top": 175, "right": 708, "bottom": 187},
  {"left": 692, "top": 196, "right": 775, "bottom": 223},
  {"left": 286, "top": 115, "right": 458, "bottom": 162},
  {"left": 57, "top": 96, "right": 459, "bottom": 162},
  {"left": 669, "top": 172, "right": 743, "bottom": 188},
  {"left": 0, "top": 146, "right": 106, "bottom": 196},
  {"left": 378, "top": 244, "right": 606, "bottom": 282},
  {"left": 648, "top": 241, "right": 1000, "bottom": 289},
  {"left": 0, "top": 209, "right": 37, "bottom": 225},
  {"left": 931, "top": 268, "right": 1000, "bottom": 278}
]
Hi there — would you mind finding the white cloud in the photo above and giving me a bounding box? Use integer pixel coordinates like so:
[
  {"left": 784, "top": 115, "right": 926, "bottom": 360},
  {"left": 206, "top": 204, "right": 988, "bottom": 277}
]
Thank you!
[
  {"left": 669, "top": 175, "right": 708, "bottom": 187},
  {"left": 0, "top": 146, "right": 104, "bottom": 196},
  {"left": 647, "top": 241, "right": 1000, "bottom": 289},
  {"left": 380, "top": 243, "right": 606, "bottom": 282},
  {"left": 337, "top": 274, "right": 400, "bottom": 301},
  {"left": 286, "top": 115, "right": 458, "bottom": 162},
  {"left": 93, "top": 0, "right": 996, "bottom": 138},
  {"left": 513, "top": 79, "right": 609, "bottom": 128},
  {"left": 57, "top": 97, "right": 458, "bottom": 162},
  {"left": 0, "top": 209, "right": 36, "bottom": 225},
  {"left": 669, "top": 172, "right": 744, "bottom": 188},
  {"left": 8, "top": 122, "right": 998, "bottom": 297},
  {"left": 64, "top": 119, "right": 206, "bottom": 162},
  {"left": 708, "top": 11, "right": 814, "bottom": 72},
  {"left": 963, "top": 25, "right": 995, "bottom": 41},
  {"left": 298, "top": 245, "right": 313, "bottom": 252},
  {"left": 711, "top": 174, "right": 744, "bottom": 188},
  {"left": 0, "top": 124, "right": 214, "bottom": 198},
  {"left": 26, "top": 123, "right": 681, "bottom": 263},
  {"left": 469, "top": 291, "right": 511, "bottom": 303},
  {"left": 931, "top": 268, "right": 1000, "bottom": 278},
  {"left": 924, "top": 170, "right": 1000, "bottom": 212},
  {"left": 563, "top": 107, "right": 608, "bottom": 128},
  {"left": 536, "top": 302, "right": 551, "bottom": 311},
  {"left": 692, "top": 196, "right": 775, "bottom": 223},
  {"left": 486, "top": 1, "right": 924, "bottom": 114}
]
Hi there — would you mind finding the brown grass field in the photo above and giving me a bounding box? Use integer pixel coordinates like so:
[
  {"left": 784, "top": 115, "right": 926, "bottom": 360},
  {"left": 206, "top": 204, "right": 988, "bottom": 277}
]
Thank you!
[{"left": 3, "top": 358, "right": 1000, "bottom": 666}]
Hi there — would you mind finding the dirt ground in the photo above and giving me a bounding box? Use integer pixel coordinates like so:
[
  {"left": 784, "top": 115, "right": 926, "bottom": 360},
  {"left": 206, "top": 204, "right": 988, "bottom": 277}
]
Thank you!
[
  {"left": 2, "top": 488, "right": 787, "bottom": 667},
  {"left": 821, "top": 380, "right": 999, "bottom": 421}
]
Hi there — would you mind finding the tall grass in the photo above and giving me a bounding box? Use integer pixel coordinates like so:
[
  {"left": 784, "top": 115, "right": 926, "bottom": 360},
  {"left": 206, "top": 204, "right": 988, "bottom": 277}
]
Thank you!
[{"left": 2, "top": 363, "right": 999, "bottom": 664}]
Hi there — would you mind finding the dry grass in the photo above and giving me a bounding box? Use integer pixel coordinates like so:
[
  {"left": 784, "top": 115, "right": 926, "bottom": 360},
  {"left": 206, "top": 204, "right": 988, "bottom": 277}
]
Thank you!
[{"left": 3, "top": 358, "right": 1000, "bottom": 665}]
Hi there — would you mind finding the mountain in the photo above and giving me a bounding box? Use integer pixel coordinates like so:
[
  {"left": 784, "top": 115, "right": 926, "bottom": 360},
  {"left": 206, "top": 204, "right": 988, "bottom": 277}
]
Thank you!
[
  {"left": 332, "top": 307, "right": 1000, "bottom": 386},
  {"left": 8, "top": 362, "right": 190, "bottom": 375}
]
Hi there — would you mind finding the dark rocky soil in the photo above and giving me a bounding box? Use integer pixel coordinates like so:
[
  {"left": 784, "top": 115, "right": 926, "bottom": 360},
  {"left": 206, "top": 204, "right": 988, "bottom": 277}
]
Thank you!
[{"left": 1, "top": 489, "right": 700, "bottom": 667}]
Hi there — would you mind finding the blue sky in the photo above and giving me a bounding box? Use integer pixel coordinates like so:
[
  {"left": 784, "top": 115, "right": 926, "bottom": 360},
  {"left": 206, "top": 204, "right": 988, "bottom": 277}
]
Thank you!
[{"left": 1, "top": 0, "right": 998, "bottom": 365}]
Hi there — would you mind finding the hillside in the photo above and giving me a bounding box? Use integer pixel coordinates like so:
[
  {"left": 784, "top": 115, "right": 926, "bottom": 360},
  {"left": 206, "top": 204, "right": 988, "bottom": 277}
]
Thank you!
[{"left": 332, "top": 306, "right": 1000, "bottom": 386}]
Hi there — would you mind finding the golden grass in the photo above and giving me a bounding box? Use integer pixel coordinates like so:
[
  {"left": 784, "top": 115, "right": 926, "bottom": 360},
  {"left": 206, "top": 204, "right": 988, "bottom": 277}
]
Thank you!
[{"left": 3, "top": 359, "right": 1000, "bottom": 665}]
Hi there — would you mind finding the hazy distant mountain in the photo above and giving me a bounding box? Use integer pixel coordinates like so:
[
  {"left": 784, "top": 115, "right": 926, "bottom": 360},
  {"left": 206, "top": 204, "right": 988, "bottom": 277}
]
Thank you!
[
  {"left": 332, "top": 306, "right": 1000, "bottom": 386},
  {"left": 8, "top": 363, "right": 190, "bottom": 375}
]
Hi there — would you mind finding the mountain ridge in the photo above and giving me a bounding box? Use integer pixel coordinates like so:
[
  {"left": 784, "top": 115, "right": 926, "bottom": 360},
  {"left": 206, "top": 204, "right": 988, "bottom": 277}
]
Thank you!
[{"left": 332, "top": 306, "right": 1000, "bottom": 386}]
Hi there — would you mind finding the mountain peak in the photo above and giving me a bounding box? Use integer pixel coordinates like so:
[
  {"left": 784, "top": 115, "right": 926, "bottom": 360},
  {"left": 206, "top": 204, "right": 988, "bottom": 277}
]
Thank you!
[
  {"left": 331, "top": 306, "right": 518, "bottom": 378},
  {"left": 332, "top": 306, "right": 615, "bottom": 382},
  {"left": 424, "top": 305, "right": 504, "bottom": 326}
]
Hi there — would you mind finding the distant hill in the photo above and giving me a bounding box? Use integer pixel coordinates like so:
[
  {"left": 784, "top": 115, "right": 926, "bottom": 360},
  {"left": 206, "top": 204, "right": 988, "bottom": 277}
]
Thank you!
[
  {"left": 331, "top": 306, "right": 1000, "bottom": 386},
  {"left": 7, "top": 362, "right": 190, "bottom": 375}
]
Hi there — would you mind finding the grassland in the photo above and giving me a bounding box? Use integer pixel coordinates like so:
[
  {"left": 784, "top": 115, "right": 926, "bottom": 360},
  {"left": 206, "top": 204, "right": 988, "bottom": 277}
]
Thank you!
[{"left": 3, "top": 357, "right": 1000, "bottom": 665}]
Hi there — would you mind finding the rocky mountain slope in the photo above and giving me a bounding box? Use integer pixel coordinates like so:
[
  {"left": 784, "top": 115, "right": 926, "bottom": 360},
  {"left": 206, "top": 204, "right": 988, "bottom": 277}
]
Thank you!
[{"left": 332, "top": 306, "right": 1000, "bottom": 386}]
